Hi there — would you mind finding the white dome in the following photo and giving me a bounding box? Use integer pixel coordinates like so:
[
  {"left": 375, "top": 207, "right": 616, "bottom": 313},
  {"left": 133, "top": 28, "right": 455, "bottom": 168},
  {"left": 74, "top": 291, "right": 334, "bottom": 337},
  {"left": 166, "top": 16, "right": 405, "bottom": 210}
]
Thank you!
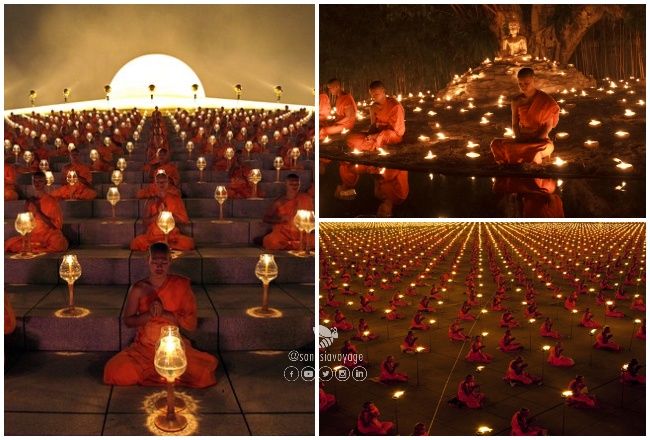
[{"left": 109, "top": 54, "right": 206, "bottom": 101}]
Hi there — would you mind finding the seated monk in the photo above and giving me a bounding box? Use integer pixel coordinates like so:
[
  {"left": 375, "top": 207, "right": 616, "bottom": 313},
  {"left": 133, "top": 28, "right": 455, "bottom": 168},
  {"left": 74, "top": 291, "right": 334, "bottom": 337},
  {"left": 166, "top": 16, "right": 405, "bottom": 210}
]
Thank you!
[
  {"left": 492, "top": 177, "right": 564, "bottom": 218},
  {"left": 614, "top": 286, "right": 628, "bottom": 301},
  {"left": 458, "top": 301, "right": 476, "bottom": 321},
  {"left": 137, "top": 170, "right": 181, "bottom": 198},
  {"left": 605, "top": 302, "right": 625, "bottom": 318},
  {"left": 262, "top": 174, "right": 314, "bottom": 251},
  {"left": 5, "top": 294, "right": 16, "bottom": 335},
  {"left": 631, "top": 295, "right": 645, "bottom": 312},
  {"left": 490, "top": 68, "right": 559, "bottom": 165},
  {"left": 547, "top": 342, "right": 574, "bottom": 367},
  {"left": 491, "top": 295, "right": 505, "bottom": 311},
  {"left": 144, "top": 148, "right": 180, "bottom": 188},
  {"left": 564, "top": 293, "right": 578, "bottom": 311},
  {"left": 620, "top": 358, "right": 645, "bottom": 385},
  {"left": 500, "top": 311, "right": 520, "bottom": 328},
  {"left": 358, "top": 295, "right": 374, "bottom": 313},
  {"left": 505, "top": 356, "right": 541, "bottom": 385},
  {"left": 418, "top": 295, "right": 435, "bottom": 312},
  {"left": 400, "top": 330, "right": 428, "bottom": 353},
  {"left": 579, "top": 308, "right": 601, "bottom": 328},
  {"left": 319, "top": 78, "right": 357, "bottom": 139},
  {"left": 448, "top": 319, "right": 469, "bottom": 341},
  {"left": 412, "top": 423, "right": 429, "bottom": 436},
  {"left": 593, "top": 326, "right": 621, "bottom": 351},
  {"left": 5, "top": 172, "right": 68, "bottom": 253},
  {"left": 499, "top": 328, "right": 523, "bottom": 352},
  {"left": 567, "top": 375, "right": 597, "bottom": 408},
  {"left": 341, "top": 340, "right": 363, "bottom": 368},
  {"left": 410, "top": 310, "right": 430, "bottom": 330},
  {"left": 353, "top": 318, "right": 378, "bottom": 341},
  {"left": 5, "top": 163, "right": 19, "bottom": 200},
  {"left": 635, "top": 319, "right": 645, "bottom": 340},
  {"left": 379, "top": 355, "right": 408, "bottom": 383},
  {"left": 511, "top": 407, "right": 548, "bottom": 436},
  {"left": 357, "top": 401, "right": 394, "bottom": 435},
  {"left": 465, "top": 335, "right": 492, "bottom": 363},
  {"left": 540, "top": 317, "right": 561, "bottom": 339},
  {"left": 319, "top": 383, "right": 336, "bottom": 412},
  {"left": 130, "top": 172, "right": 195, "bottom": 252},
  {"left": 457, "top": 374, "right": 485, "bottom": 409},
  {"left": 51, "top": 169, "right": 98, "bottom": 200},
  {"left": 103, "top": 242, "right": 217, "bottom": 387},
  {"left": 324, "top": 290, "right": 341, "bottom": 308},
  {"left": 333, "top": 309, "right": 354, "bottom": 332},
  {"left": 384, "top": 303, "right": 403, "bottom": 321}
]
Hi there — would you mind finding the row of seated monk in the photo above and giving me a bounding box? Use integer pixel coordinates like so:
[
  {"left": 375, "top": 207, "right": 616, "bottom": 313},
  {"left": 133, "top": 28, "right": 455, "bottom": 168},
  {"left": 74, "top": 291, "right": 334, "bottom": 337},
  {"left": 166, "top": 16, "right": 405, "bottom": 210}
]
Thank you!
[{"left": 318, "top": 67, "right": 560, "bottom": 215}]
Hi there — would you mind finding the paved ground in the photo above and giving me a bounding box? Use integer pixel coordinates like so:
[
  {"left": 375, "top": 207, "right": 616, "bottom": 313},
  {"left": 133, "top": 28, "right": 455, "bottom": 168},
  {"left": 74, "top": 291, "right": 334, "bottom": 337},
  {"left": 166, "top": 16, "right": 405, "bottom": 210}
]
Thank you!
[{"left": 319, "top": 223, "right": 645, "bottom": 436}]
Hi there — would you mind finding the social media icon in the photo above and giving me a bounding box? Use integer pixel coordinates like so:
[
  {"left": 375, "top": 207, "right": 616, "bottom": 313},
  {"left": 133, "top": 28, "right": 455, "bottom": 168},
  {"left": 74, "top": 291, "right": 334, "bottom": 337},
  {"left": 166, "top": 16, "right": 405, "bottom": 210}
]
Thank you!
[
  {"left": 301, "top": 366, "right": 315, "bottom": 382},
  {"left": 352, "top": 366, "right": 368, "bottom": 382},
  {"left": 283, "top": 366, "right": 299, "bottom": 382},
  {"left": 335, "top": 366, "right": 350, "bottom": 381},
  {"left": 319, "top": 366, "right": 334, "bottom": 382}
]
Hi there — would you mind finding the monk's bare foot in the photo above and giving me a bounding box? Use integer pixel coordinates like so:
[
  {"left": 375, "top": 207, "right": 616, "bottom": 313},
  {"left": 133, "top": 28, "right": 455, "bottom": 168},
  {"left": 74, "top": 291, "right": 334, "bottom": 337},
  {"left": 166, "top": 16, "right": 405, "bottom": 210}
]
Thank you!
[
  {"left": 335, "top": 185, "right": 357, "bottom": 200},
  {"left": 377, "top": 200, "right": 393, "bottom": 217}
]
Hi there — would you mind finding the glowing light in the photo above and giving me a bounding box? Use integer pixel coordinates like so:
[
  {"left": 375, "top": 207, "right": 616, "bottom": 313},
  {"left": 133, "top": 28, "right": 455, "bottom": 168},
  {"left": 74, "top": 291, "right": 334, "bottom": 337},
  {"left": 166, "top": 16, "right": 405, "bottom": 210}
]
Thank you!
[
  {"left": 377, "top": 148, "right": 389, "bottom": 156},
  {"left": 427, "top": 110, "right": 437, "bottom": 116},
  {"left": 556, "top": 132, "right": 569, "bottom": 139},
  {"left": 350, "top": 148, "right": 362, "bottom": 155},
  {"left": 562, "top": 390, "right": 574, "bottom": 398},
  {"left": 624, "top": 109, "right": 636, "bottom": 117},
  {"left": 418, "top": 135, "right": 431, "bottom": 142},
  {"left": 588, "top": 119, "right": 601, "bottom": 127},
  {"left": 392, "top": 390, "right": 405, "bottom": 399},
  {"left": 480, "top": 117, "right": 490, "bottom": 125},
  {"left": 542, "top": 345, "right": 551, "bottom": 351},
  {"left": 424, "top": 151, "right": 436, "bottom": 160},
  {"left": 583, "top": 140, "right": 599, "bottom": 148},
  {"left": 614, "top": 130, "right": 629, "bottom": 139},
  {"left": 436, "top": 132, "right": 448, "bottom": 140},
  {"left": 503, "top": 127, "right": 514, "bottom": 138},
  {"left": 477, "top": 426, "right": 493, "bottom": 435},
  {"left": 552, "top": 157, "right": 567, "bottom": 167},
  {"left": 110, "top": 54, "right": 205, "bottom": 101},
  {"left": 466, "top": 152, "right": 480, "bottom": 159},
  {"left": 467, "top": 141, "right": 479, "bottom": 148},
  {"left": 413, "top": 107, "right": 422, "bottom": 113},
  {"left": 613, "top": 158, "right": 632, "bottom": 170}
]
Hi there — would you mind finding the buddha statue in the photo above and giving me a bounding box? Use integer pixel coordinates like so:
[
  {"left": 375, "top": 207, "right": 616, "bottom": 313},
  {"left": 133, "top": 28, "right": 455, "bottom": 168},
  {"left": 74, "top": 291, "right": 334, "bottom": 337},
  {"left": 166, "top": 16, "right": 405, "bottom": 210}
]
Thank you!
[{"left": 501, "top": 20, "right": 528, "bottom": 58}]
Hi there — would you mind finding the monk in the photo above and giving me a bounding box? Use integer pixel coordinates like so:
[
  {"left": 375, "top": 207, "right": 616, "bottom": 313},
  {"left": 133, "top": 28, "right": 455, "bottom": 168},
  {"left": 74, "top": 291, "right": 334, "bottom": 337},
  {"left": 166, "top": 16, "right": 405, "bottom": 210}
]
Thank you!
[
  {"left": 5, "top": 172, "right": 68, "bottom": 253},
  {"left": 5, "top": 163, "right": 19, "bottom": 200},
  {"left": 499, "top": 328, "right": 523, "bottom": 352},
  {"left": 401, "top": 330, "right": 428, "bottom": 353},
  {"left": 130, "top": 172, "right": 195, "bottom": 252},
  {"left": 379, "top": 355, "right": 408, "bottom": 383},
  {"left": 567, "top": 375, "right": 597, "bottom": 408},
  {"left": 457, "top": 374, "right": 485, "bottom": 409},
  {"left": 262, "top": 174, "right": 315, "bottom": 250},
  {"left": 539, "top": 317, "right": 561, "bottom": 339},
  {"left": 61, "top": 147, "right": 94, "bottom": 190},
  {"left": 51, "top": 170, "right": 98, "bottom": 200},
  {"left": 448, "top": 319, "right": 469, "bottom": 341},
  {"left": 593, "top": 326, "right": 621, "bottom": 351},
  {"left": 465, "top": 335, "right": 493, "bottom": 363},
  {"left": 547, "top": 342, "right": 574, "bottom": 367},
  {"left": 511, "top": 408, "right": 548, "bottom": 436},
  {"left": 103, "top": 242, "right": 217, "bottom": 387},
  {"left": 505, "top": 356, "right": 542, "bottom": 385},
  {"left": 144, "top": 148, "right": 180, "bottom": 187},
  {"left": 319, "top": 382, "right": 336, "bottom": 412},
  {"left": 579, "top": 308, "right": 601, "bottom": 328},
  {"left": 357, "top": 401, "right": 395, "bottom": 435},
  {"left": 490, "top": 68, "right": 560, "bottom": 165},
  {"left": 620, "top": 358, "right": 645, "bottom": 385},
  {"left": 333, "top": 309, "right": 354, "bottom": 332},
  {"left": 319, "top": 78, "right": 357, "bottom": 139}
]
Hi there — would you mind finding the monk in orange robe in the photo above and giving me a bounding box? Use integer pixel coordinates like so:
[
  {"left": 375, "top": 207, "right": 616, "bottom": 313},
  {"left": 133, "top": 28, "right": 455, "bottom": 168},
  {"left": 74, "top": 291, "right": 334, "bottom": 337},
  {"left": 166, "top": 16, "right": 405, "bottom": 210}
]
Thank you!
[
  {"left": 5, "top": 163, "right": 19, "bottom": 200},
  {"left": 338, "top": 81, "right": 406, "bottom": 205},
  {"left": 5, "top": 172, "right": 68, "bottom": 253},
  {"left": 319, "top": 90, "right": 332, "bottom": 122},
  {"left": 319, "top": 78, "right": 357, "bottom": 139},
  {"left": 490, "top": 68, "right": 560, "bottom": 165},
  {"left": 143, "top": 148, "right": 180, "bottom": 187},
  {"left": 262, "top": 174, "right": 314, "bottom": 250},
  {"left": 493, "top": 177, "right": 564, "bottom": 217},
  {"left": 104, "top": 242, "right": 217, "bottom": 388},
  {"left": 53, "top": 149, "right": 97, "bottom": 200},
  {"left": 131, "top": 172, "right": 195, "bottom": 252},
  {"left": 136, "top": 170, "right": 181, "bottom": 198}
]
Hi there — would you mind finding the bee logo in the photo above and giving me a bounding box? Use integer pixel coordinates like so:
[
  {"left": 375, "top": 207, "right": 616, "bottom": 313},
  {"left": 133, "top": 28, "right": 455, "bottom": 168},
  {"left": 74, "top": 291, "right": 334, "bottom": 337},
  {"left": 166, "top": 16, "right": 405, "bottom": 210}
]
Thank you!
[{"left": 315, "top": 325, "right": 339, "bottom": 349}]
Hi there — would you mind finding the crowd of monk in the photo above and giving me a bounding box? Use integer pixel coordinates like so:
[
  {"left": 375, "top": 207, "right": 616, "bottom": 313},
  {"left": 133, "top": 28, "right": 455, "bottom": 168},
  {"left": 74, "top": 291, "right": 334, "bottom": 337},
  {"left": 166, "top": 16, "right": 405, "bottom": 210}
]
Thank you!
[
  {"left": 319, "top": 224, "right": 645, "bottom": 435},
  {"left": 5, "top": 105, "right": 315, "bottom": 388}
]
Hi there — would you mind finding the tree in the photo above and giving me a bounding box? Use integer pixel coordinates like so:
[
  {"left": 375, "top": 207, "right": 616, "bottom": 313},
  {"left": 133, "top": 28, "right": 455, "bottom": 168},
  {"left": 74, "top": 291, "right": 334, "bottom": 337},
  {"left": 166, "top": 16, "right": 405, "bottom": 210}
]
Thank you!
[{"left": 482, "top": 5, "right": 625, "bottom": 63}]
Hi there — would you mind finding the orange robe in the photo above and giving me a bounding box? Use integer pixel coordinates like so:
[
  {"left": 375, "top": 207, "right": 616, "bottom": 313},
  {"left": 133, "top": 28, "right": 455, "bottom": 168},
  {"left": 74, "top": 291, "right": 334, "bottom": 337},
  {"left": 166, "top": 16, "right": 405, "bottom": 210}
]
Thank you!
[
  {"left": 5, "top": 194, "right": 68, "bottom": 253},
  {"left": 103, "top": 275, "right": 218, "bottom": 388},
  {"left": 5, "top": 164, "right": 18, "bottom": 201},
  {"left": 263, "top": 193, "right": 314, "bottom": 250},
  {"left": 339, "top": 165, "right": 409, "bottom": 204},
  {"left": 130, "top": 194, "right": 195, "bottom": 251},
  {"left": 321, "top": 93, "right": 357, "bottom": 138},
  {"left": 136, "top": 184, "right": 181, "bottom": 199},
  {"left": 145, "top": 162, "right": 180, "bottom": 187},
  {"left": 493, "top": 177, "right": 564, "bottom": 217},
  {"left": 5, "top": 294, "right": 16, "bottom": 335},
  {"left": 490, "top": 91, "right": 560, "bottom": 164},
  {"left": 62, "top": 163, "right": 94, "bottom": 187},
  {"left": 319, "top": 93, "right": 332, "bottom": 121},
  {"left": 50, "top": 183, "right": 98, "bottom": 200},
  {"left": 346, "top": 97, "right": 405, "bottom": 151}
]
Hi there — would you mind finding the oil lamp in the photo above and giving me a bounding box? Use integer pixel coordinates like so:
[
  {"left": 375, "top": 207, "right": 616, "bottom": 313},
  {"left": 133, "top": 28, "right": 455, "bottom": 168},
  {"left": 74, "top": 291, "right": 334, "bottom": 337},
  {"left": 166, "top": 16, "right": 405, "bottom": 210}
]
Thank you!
[
  {"left": 89, "top": 149, "right": 99, "bottom": 164},
  {"left": 291, "top": 210, "right": 310, "bottom": 256},
  {"left": 45, "top": 171, "right": 55, "bottom": 187},
  {"left": 185, "top": 141, "right": 194, "bottom": 160},
  {"left": 116, "top": 157, "right": 127, "bottom": 172},
  {"left": 126, "top": 141, "right": 135, "bottom": 156},
  {"left": 13, "top": 212, "right": 36, "bottom": 258},
  {"left": 247, "top": 169, "right": 262, "bottom": 199},
  {"left": 157, "top": 211, "right": 175, "bottom": 243},
  {"left": 196, "top": 157, "right": 207, "bottom": 183},
  {"left": 191, "top": 83, "right": 199, "bottom": 100},
  {"left": 477, "top": 426, "right": 492, "bottom": 435},
  {"left": 111, "top": 170, "right": 123, "bottom": 187},
  {"left": 212, "top": 186, "right": 230, "bottom": 223},
  {"left": 224, "top": 147, "right": 235, "bottom": 170},
  {"left": 148, "top": 83, "right": 156, "bottom": 100},
  {"left": 303, "top": 211, "right": 315, "bottom": 255},
  {"left": 274, "top": 85, "right": 283, "bottom": 102},
  {"left": 252, "top": 254, "right": 280, "bottom": 316},
  {"left": 66, "top": 170, "right": 78, "bottom": 186},
  {"left": 153, "top": 325, "right": 188, "bottom": 432},
  {"left": 58, "top": 254, "right": 84, "bottom": 317},
  {"left": 244, "top": 141, "right": 254, "bottom": 160},
  {"left": 39, "top": 159, "right": 49, "bottom": 172},
  {"left": 226, "top": 131, "right": 233, "bottom": 142},
  {"left": 260, "top": 135, "right": 269, "bottom": 152},
  {"left": 290, "top": 147, "right": 301, "bottom": 169},
  {"left": 304, "top": 141, "right": 313, "bottom": 160},
  {"left": 106, "top": 187, "right": 120, "bottom": 219},
  {"left": 23, "top": 151, "right": 34, "bottom": 168},
  {"left": 12, "top": 144, "right": 20, "bottom": 163},
  {"left": 274, "top": 157, "right": 284, "bottom": 183}
]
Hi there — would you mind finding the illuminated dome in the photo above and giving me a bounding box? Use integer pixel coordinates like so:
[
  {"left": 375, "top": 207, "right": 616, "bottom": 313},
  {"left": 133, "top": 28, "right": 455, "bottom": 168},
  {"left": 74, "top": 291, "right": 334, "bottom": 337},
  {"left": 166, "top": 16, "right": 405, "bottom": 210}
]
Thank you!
[{"left": 109, "top": 54, "right": 206, "bottom": 101}]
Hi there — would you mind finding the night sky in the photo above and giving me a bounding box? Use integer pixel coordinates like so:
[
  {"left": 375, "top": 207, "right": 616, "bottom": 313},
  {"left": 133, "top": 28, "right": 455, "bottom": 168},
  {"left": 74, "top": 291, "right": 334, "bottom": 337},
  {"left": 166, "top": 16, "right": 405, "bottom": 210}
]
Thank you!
[{"left": 4, "top": 4, "right": 315, "bottom": 108}]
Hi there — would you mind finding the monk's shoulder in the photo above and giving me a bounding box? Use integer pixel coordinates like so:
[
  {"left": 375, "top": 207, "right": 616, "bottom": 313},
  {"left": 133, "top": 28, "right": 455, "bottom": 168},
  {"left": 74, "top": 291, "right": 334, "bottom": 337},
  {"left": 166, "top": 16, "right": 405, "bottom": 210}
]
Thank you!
[
  {"left": 168, "top": 273, "right": 191, "bottom": 286},
  {"left": 536, "top": 90, "right": 558, "bottom": 106}
]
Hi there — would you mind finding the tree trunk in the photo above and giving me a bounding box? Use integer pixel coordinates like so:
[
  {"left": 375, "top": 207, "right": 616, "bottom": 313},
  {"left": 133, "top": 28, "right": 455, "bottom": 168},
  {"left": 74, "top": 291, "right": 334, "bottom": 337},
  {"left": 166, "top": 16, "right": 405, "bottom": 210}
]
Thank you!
[{"left": 558, "top": 6, "right": 623, "bottom": 64}]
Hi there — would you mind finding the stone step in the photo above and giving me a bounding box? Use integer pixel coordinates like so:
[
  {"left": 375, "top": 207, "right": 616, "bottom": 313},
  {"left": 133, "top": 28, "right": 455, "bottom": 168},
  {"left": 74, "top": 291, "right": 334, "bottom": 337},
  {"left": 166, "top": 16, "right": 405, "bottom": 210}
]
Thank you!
[
  {"left": 4, "top": 246, "right": 314, "bottom": 285},
  {"left": 5, "top": 218, "right": 271, "bottom": 246},
  {"left": 5, "top": 197, "right": 281, "bottom": 219},
  {"left": 5, "top": 283, "right": 314, "bottom": 351}
]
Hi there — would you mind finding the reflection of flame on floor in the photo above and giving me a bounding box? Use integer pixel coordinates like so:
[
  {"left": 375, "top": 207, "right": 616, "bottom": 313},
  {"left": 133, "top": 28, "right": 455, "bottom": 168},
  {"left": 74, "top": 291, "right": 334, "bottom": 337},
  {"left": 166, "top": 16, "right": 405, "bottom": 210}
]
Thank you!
[
  {"left": 54, "top": 307, "right": 91, "bottom": 318},
  {"left": 246, "top": 307, "right": 283, "bottom": 318},
  {"left": 143, "top": 390, "right": 199, "bottom": 436},
  {"left": 9, "top": 252, "right": 46, "bottom": 260}
]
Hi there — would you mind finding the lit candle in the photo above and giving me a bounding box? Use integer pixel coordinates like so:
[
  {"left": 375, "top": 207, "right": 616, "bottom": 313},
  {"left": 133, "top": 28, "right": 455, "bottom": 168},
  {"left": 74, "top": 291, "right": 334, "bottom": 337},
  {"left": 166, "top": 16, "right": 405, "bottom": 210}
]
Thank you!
[
  {"left": 556, "top": 132, "right": 569, "bottom": 139},
  {"left": 436, "top": 132, "right": 447, "bottom": 140},
  {"left": 479, "top": 117, "right": 490, "bottom": 125},
  {"left": 614, "top": 130, "right": 629, "bottom": 139},
  {"left": 624, "top": 109, "right": 636, "bottom": 117},
  {"left": 588, "top": 119, "right": 601, "bottom": 127},
  {"left": 424, "top": 151, "right": 436, "bottom": 160},
  {"left": 418, "top": 135, "right": 431, "bottom": 142},
  {"left": 413, "top": 107, "right": 422, "bottom": 112},
  {"left": 427, "top": 110, "right": 437, "bottom": 116},
  {"left": 350, "top": 148, "right": 362, "bottom": 155},
  {"left": 377, "top": 148, "right": 389, "bottom": 156},
  {"left": 613, "top": 158, "right": 632, "bottom": 170},
  {"left": 552, "top": 157, "right": 567, "bottom": 167},
  {"left": 466, "top": 152, "right": 480, "bottom": 159},
  {"left": 583, "top": 140, "right": 599, "bottom": 148}
]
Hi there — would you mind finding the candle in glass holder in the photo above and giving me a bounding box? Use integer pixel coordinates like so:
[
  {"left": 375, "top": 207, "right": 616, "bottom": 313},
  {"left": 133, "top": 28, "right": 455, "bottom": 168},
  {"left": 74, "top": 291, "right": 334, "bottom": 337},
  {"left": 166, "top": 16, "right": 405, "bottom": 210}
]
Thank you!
[
  {"left": 196, "top": 156, "right": 207, "bottom": 183},
  {"left": 185, "top": 141, "right": 194, "bottom": 160},
  {"left": 111, "top": 170, "right": 123, "bottom": 186},
  {"left": 14, "top": 212, "right": 36, "bottom": 258},
  {"left": 274, "top": 156, "right": 284, "bottom": 182},
  {"left": 260, "top": 135, "right": 269, "bottom": 152},
  {"left": 116, "top": 157, "right": 127, "bottom": 172},
  {"left": 213, "top": 185, "right": 230, "bottom": 223},
  {"left": 303, "top": 141, "right": 313, "bottom": 160},
  {"left": 224, "top": 147, "right": 235, "bottom": 170},
  {"left": 244, "top": 141, "right": 254, "bottom": 160},
  {"left": 106, "top": 186, "right": 120, "bottom": 219},
  {"left": 153, "top": 325, "right": 188, "bottom": 432},
  {"left": 226, "top": 130, "right": 234, "bottom": 142},
  {"left": 45, "top": 171, "right": 55, "bottom": 187},
  {"left": 12, "top": 144, "right": 20, "bottom": 163},
  {"left": 38, "top": 159, "right": 49, "bottom": 172},
  {"left": 125, "top": 141, "right": 135, "bottom": 156},
  {"left": 58, "top": 254, "right": 84, "bottom": 317},
  {"left": 253, "top": 254, "right": 279, "bottom": 315},
  {"left": 247, "top": 169, "right": 262, "bottom": 199},
  {"left": 66, "top": 170, "right": 78, "bottom": 186},
  {"left": 290, "top": 147, "right": 301, "bottom": 169},
  {"left": 157, "top": 211, "right": 175, "bottom": 243}
]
